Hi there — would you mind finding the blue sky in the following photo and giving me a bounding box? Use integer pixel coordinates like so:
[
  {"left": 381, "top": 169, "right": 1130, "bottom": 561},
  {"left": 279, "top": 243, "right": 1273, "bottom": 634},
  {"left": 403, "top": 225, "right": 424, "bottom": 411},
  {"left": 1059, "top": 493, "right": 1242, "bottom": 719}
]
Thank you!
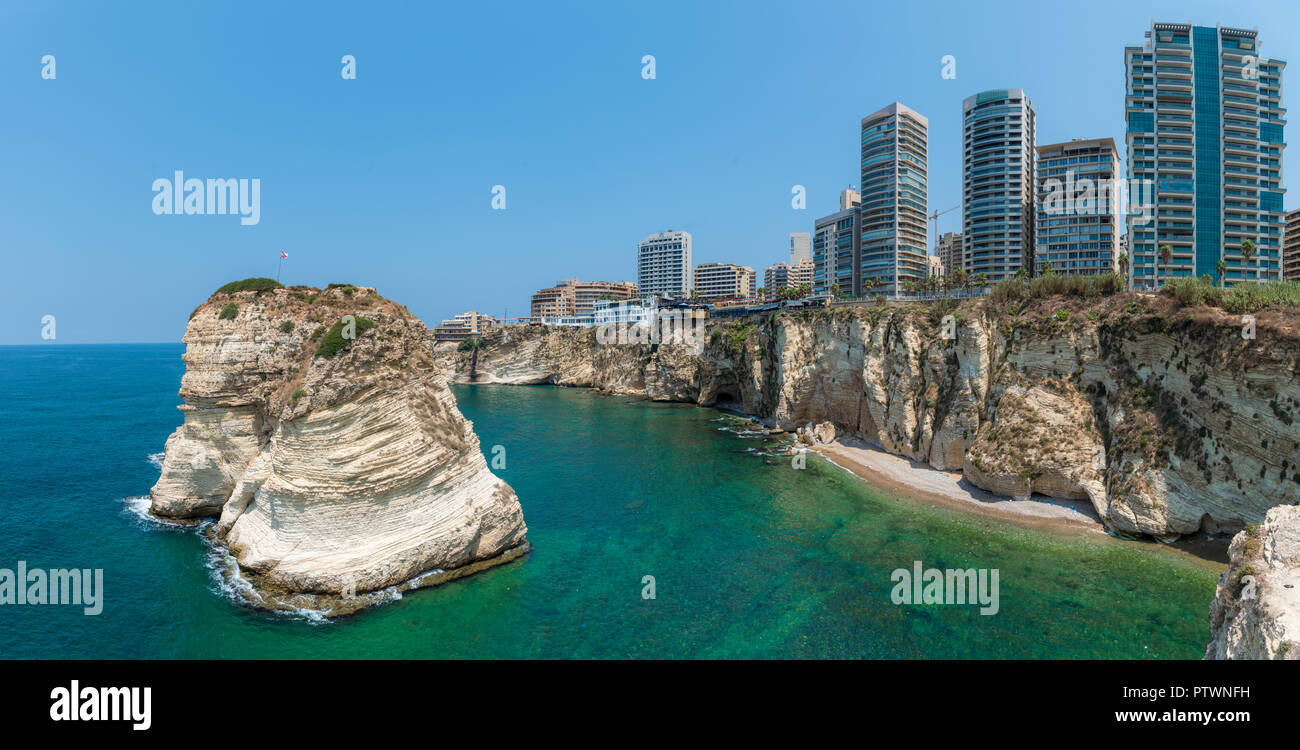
[{"left": 2, "top": 0, "right": 1295, "bottom": 343}]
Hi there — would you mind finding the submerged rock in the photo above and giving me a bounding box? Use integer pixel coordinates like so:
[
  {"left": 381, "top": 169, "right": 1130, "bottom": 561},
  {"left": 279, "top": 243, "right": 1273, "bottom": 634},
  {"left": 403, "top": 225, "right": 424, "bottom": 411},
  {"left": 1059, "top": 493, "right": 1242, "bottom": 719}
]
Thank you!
[{"left": 151, "top": 283, "right": 527, "bottom": 602}]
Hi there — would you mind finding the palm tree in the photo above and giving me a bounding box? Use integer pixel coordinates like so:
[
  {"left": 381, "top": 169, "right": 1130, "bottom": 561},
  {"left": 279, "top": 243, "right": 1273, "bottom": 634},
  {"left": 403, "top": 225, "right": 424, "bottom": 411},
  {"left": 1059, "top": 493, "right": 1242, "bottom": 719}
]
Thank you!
[
  {"left": 1159, "top": 244, "right": 1173, "bottom": 288},
  {"left": 1240, "top": 239, "right": 1256, "bottom": 283},
  {"left": 829, "top": 283, "right": 840, "bottom": 299},
  {"left": 1117, "top": 252, "right": 1130, "bottom": 290},
  {"left": 1216, "top": 258, "right": 1228, "bottom": 289}
]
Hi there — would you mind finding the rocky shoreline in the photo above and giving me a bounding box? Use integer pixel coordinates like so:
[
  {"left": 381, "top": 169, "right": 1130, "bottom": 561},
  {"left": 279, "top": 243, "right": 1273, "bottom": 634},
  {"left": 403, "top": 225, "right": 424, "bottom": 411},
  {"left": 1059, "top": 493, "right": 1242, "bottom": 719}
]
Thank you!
[{"left": 434, "top": 293, "right": 1300, "bottom": 658}]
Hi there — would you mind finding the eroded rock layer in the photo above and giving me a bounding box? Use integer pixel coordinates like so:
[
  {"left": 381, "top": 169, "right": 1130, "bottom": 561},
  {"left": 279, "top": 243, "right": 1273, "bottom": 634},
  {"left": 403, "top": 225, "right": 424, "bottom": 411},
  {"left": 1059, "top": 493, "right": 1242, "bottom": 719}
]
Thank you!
[
  {"left": 434, "top": 293, "right": 1300, "bottom": 540},
  {"left": 152, "top": 285, "right": 527, "bottom": 597}
]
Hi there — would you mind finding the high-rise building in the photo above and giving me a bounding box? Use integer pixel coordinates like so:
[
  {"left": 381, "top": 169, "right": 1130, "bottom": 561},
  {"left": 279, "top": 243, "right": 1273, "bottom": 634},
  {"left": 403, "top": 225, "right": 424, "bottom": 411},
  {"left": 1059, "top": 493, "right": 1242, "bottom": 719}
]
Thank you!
[
  {"left": 859, "top": 102, "right": 929, "bottom": 296},
  {"left": 963, "top": 89, "right": 1036, "bottom": 282},
  {"left": 1285, "top": 208, "right": 1300, "bottom": 280},
  {"left": 637, "top": 230, "right": 693, "bottom": 297},
  {"left": 1034, "top": 138, "right": 1121, "bottom": 275},
  {"left": 1125, "top": 22, "right": 1287, "bottom": 288},
  {"left": 764, "top": 262, "right": 790, "bottom": 293},
  {"left": 693, "top": 263, "right": 755, "bottom": 301},
  {"left": 530, "top": 279, "right": 637, "bottom": 318},
  {"left": 937, "top": 232, "right": 963, "bottom": 280},
  {"left": 814, "top": 191, "right": 860, "bottom": 297},
  {"left": 789, "top": 232, "right": 812, "bottom": 265}
]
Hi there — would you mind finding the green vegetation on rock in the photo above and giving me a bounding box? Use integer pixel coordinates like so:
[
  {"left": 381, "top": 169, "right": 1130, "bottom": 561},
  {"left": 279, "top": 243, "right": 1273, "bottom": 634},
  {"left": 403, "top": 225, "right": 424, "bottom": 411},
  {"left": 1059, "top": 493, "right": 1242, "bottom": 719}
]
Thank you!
[
  {"left": 218, "top": 303, "right": 239, "bottom": 320},
  {"left": 215, "top": 277, "right": 282, "bottom": 294},
  {"left": 314, "top": 316, "right": 375, "bottom": 358}
]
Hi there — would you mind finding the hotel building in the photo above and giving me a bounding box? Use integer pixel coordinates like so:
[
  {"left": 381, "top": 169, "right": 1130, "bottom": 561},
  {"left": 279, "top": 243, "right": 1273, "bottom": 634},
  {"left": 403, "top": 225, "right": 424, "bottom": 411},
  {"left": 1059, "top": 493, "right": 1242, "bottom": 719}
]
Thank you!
[
  {"left": 1124, "top": 22, "right": 1287, "bottom": 287},
  {"left": 1034, "top": 137, "right": 1122, "bottom": 275},
  {"left": 963, "top": 89, "right": 1036, "bottom": 282},
  {"left": 859, "top": 102, "right": 930, "bottom": 296},
  {"left": 637, "top": 230, "right": 693, "bottom": 297}
]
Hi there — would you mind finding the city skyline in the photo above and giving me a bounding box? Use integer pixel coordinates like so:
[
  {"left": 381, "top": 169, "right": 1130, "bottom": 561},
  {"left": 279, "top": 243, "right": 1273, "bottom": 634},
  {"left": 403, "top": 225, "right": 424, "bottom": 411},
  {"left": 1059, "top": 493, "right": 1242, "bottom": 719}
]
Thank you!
[{"left": 4, "top": 1, "right": 1298, "bottom": 342}]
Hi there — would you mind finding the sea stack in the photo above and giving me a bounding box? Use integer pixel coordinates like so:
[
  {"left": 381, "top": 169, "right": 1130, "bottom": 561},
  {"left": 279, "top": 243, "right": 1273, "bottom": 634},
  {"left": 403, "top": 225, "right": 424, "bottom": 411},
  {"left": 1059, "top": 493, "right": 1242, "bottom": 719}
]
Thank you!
[{"left": 150, "top": 280, "right": 528, "bottom": 602}]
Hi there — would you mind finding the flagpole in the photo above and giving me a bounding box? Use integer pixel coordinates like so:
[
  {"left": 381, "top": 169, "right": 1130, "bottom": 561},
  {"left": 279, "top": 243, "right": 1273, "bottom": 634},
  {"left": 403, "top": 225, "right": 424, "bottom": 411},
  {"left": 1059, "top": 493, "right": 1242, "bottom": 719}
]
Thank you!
[{"left": 276, "top": 254, "right": 283, "bottom": 282}]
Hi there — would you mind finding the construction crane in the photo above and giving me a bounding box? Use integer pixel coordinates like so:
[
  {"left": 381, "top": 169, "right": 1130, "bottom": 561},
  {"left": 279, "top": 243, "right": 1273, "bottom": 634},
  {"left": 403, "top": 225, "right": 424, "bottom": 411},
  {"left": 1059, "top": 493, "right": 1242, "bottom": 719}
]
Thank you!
[{"left": 929, "top": 205, "right": 959, "bottom": 257}]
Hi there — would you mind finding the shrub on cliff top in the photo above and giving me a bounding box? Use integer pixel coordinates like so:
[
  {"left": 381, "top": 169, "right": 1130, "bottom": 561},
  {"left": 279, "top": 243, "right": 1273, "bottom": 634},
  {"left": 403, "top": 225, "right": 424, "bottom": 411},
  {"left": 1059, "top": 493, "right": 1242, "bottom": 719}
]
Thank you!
[
  {"left": 218, "top": 303, "right": 239, "bottom": 320},
  {"left": 1160, "top": 277, "right": 1224, "bottom": 308},
  {"left": 1221, "top": 280, "right": 1300, "bottom": 314},
  {"left": 987, "top": 273, "right": 1124, "bottom": 307},
  {"left": 215, "top": 277, "right": 282, "bottom": 294},
  {"left": 314, "top": 316, "right": 375, "bottom": 358}
]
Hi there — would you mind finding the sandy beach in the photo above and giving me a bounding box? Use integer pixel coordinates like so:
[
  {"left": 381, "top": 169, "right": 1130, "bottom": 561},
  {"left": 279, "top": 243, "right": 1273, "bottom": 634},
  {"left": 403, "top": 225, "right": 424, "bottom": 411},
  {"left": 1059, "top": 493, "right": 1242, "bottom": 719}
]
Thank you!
[{"left": 810, "top": 436, "right": 1108, "bottom": 535}]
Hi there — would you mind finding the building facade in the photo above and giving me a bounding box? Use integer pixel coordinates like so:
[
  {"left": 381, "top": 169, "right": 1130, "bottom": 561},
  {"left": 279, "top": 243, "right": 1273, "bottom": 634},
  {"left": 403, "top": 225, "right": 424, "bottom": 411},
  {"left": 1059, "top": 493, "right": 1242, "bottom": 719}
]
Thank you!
[
  {"left": 637, "top": 230, "right": 693, "bottom": 297},
  {"left": 936, "top": 231, "right": 963, "bottom": 280},
  {"left": 1034, "top": 137, "right": 1122, "bottom": 275},
  {"left": 813, "top": 190, "right": 860, "bottom": 297},
  {"left": 431, "top": 310, "right": 495, "bottom": 342},
  {"left": 859, "top": 102, "right": 929, "bottom": 296},
  {"left": 789, "top": 232, "right": 812, "bottom": 265},
  {"left": 764, "top": 262, "right": 790, "bottom": 293},
  {"left": 963, "top": 88, "right": 1036, "bottom": 282},
  {"left": 1286, "top": 208, "right": 1300, "bottom": 280},
  {"left": 1125, "top": 22, "right": 1287, "bottom": 288},
  {"left": 530, "top": 278, "right": 637, "bottom": 318},
  {"left": 693, "top": 262, "right": 755, "bottom": 301}
]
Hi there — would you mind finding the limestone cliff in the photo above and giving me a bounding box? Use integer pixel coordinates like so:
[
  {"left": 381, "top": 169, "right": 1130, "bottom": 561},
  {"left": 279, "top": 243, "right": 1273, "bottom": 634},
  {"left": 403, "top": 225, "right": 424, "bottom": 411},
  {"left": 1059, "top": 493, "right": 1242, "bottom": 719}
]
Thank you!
[
  {"left": 152, "top": 282, "right": 527, "bottom": 602},
  {"left": 434, "top": 293, "right": 1300, "bottom": 541},
  {"left": 1206, "top": 505, "right": 1300, "bottom": 659}
]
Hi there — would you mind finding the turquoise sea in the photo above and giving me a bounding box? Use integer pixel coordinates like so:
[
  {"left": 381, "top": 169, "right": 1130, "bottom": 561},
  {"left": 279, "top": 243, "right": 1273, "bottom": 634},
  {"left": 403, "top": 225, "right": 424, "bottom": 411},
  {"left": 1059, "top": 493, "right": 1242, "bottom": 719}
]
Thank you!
[{"left": 0, "top": 344, "right": 1220, "bottom": 658}]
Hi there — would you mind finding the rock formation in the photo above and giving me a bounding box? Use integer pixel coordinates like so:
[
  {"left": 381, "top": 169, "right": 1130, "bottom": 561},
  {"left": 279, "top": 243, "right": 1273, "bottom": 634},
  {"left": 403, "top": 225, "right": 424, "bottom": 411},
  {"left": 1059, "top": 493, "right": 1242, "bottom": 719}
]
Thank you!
[
  {"left": 1206, "top": 505, "right": 1300, "bottom": 659},
  {"left": 151, "top": 282, "right": 527, "bottom": 604},
  {"left": 434, "top": 293, "right": 1300, "bottom": 541}
]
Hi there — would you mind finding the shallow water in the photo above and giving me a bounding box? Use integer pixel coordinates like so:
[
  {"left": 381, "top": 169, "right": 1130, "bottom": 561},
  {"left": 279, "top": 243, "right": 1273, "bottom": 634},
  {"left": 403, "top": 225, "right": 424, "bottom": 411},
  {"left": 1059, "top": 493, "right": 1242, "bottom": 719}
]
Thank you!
[{"left": 0, "top": 344, "right": 1219, "bottom": 658}]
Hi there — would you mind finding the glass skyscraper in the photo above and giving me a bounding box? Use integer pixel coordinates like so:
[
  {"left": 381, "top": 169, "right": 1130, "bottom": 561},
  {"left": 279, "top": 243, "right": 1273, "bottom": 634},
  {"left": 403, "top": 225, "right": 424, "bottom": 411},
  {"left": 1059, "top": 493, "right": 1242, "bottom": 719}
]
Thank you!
[
  {"left": 1125, "top": 22, "right": 1286, "bottom": 287},
  {"left": 962, "top": 89, "right": 1036, "bottom": 283},
  {"left": 858, "top": 102, "right": 929, "bottom": 296}
]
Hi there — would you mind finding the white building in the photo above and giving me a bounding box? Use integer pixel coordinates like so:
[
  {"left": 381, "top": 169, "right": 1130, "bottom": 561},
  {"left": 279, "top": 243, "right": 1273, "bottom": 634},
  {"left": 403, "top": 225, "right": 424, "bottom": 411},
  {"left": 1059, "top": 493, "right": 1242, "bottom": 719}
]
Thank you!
[
  {"left": 789, "top": 232, "right": 812, "bottom": 265},
  {"left": 593, "top": 297, "right": 659, "bottom": 327},
  {"left": 637, "top": 230, "right": 693, "bottom": 298}
]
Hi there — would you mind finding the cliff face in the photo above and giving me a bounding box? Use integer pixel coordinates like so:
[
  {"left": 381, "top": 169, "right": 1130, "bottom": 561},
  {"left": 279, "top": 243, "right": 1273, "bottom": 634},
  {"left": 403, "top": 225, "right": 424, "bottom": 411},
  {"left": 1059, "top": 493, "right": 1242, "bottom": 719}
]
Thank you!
[
  {"left": 152, "top": 284, "right": 527, "bottom": 599},
  {"left": 1206, "top": 505, "right": 1300, "bottom": 659},
  {"left": 435, "top": 293, "right": 1300, "bottom": 540}
]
